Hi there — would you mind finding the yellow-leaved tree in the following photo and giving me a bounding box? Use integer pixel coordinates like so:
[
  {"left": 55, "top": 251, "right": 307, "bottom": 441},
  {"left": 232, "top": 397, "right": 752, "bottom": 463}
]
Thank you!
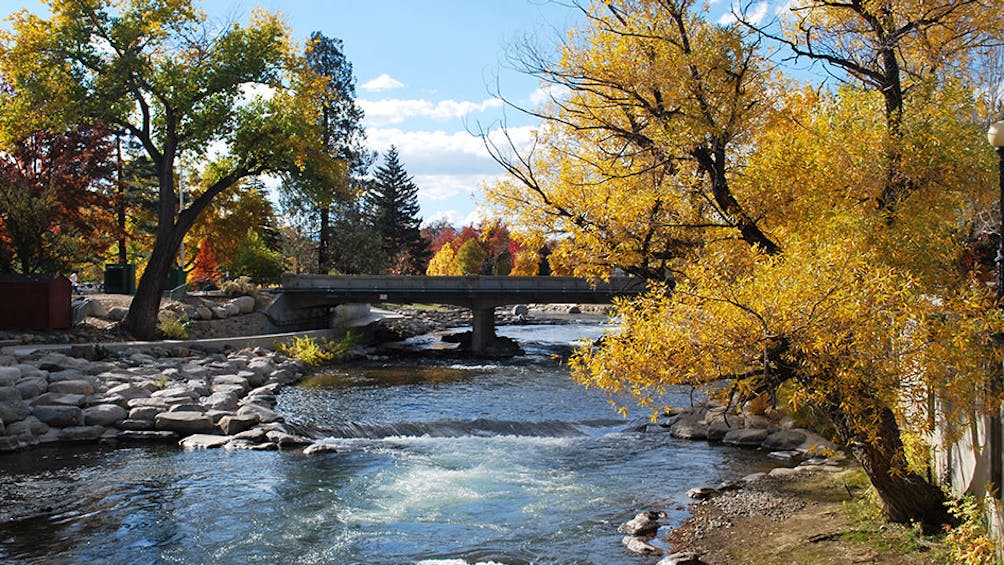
[{"left": 486, "top": 0, "right": 1003, "bottom": 528}]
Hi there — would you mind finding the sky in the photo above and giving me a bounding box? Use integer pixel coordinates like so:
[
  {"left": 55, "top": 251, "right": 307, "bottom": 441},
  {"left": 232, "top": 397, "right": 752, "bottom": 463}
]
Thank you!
[{"left": 0, "top": 0, "right": 773, "bottom": 228}]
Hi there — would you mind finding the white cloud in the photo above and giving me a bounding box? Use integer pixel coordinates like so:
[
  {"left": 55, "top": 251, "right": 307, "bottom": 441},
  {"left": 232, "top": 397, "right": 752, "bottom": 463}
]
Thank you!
[
  {"left": 359, "top": 97, "right": 504, "bottom": 126},
  {"left": 361, "top": 73, "right": 405, "bottom": 91},
  {"left": 527, "top": 84, "right": 570, "bottom": 108},
  {"left": 414, "top": 173, "right": 489, "bottom": 201},
  {"left": 718, "top": 1, "right": 768, "bottom": 25},
  {"left": 422, "top": 210, "right": 460, "bottom": 227}
]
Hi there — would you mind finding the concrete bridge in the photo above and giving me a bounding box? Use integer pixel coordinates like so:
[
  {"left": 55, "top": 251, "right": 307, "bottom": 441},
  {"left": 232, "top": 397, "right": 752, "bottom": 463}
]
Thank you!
[{"left": 267, "top": 274, "right": 647, "bottom": 353}]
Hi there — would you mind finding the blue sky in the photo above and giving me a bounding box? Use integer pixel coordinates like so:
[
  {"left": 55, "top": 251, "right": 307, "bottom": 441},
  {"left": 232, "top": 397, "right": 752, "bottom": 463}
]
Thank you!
[{"left": 1, "top": 0, "right": 771, "bottom": 227}]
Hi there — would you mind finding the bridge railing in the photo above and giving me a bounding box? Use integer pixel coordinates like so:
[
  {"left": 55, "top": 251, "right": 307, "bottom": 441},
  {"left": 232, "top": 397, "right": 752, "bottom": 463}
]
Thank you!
[{"left": 281, "top": 274, "right": 647, "bottom": 294}]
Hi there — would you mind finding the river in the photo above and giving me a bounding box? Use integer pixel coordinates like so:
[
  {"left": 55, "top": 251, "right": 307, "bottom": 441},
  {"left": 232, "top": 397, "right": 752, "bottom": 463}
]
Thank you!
[{"left": 0, "top": 321, "right": 772, "bottom": 564}]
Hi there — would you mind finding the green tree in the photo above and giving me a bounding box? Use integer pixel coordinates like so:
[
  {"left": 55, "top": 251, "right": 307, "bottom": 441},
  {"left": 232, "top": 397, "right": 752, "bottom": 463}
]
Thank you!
[
  {"left": 280, "top": 32, "right": 372, "bottom": 273},
  {"left": 326, "top": 201, "right": 386, "bottom": 274},
  {"left": 232, "top": 229, "right": 283, "bottom": 285},
  {"left": 0, "top": 0, "right": 338, "bottom": 339},
  {"left": 454, "top": 239, "right": 484, "bottom": 275},
  {"left": 365, "top": 146, "right": 430, "bottom": 273}
]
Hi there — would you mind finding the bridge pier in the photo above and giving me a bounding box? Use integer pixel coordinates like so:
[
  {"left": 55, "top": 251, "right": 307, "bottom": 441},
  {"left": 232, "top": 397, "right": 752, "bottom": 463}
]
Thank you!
[{"left": 470, "top": 307, "right": 496, "bottom": 355}]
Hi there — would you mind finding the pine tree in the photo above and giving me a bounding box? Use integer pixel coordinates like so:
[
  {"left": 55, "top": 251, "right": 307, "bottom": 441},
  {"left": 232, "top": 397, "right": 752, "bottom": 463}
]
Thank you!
[
  {"left": 365, "top": 147, "right": 430, "bottom": 273},
  {"left": 279, "top": 32, "right": 373, "bottom": 273}
]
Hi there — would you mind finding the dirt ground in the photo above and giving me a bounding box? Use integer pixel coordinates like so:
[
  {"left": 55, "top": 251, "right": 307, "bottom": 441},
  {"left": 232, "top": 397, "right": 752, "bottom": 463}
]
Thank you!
[{"left": 668, "top": 468, "right": 944, "bottom": 564}]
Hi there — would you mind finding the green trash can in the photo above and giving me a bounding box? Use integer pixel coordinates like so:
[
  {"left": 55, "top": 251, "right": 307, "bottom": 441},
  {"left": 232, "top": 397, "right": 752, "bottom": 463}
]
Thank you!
[
  {"left": 104, "top": 264, "right": 136, "bottom": 295},
  {"left": 166, "top": 266, "right": 187, "bottom": 289}
]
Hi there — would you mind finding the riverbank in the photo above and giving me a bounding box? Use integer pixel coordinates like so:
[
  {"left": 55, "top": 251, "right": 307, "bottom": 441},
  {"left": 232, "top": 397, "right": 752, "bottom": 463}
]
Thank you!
[{"left": 668, "top": 466, "right": 949, "bottom": 564}]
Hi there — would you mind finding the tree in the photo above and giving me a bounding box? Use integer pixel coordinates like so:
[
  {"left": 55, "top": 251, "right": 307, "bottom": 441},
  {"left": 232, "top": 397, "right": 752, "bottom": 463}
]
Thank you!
[
  {"left": 487, "top": 0, "right": 1003, "bottom": 528},
  {"left": 189, "top": 178, "right": 279, "bottom": 270},
  {"left": 280, "top": 32, "right": 372, "bottom": 273},
  {"left": 189, "top": 239, "right": 222, "bottom": 288},
  {"left": 426, "top": 242, "right": 461, "bottom": 276},
  {"left": 365, "top": 147, "right": 430, "bottom": 273},
  {"left": 0, "top": 124, "right": 116, "bottom": 273},
  {"left": 0, "top": 0, "right": 338, "bottom": 338},
  {"left": 325, "top": 201, "right": 386, "bottom": 274},
  {"left": 454, "top": 239, "right": 484, "bottom": 275},
  {"left": 232, "top": 229, "right": 283, "bottom": 285}
]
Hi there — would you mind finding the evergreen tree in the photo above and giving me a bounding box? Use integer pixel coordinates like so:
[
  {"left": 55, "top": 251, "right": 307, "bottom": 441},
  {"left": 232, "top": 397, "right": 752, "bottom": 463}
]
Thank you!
[
  {"left": 279, "top": 32, "right": 373, "bottom": 273},
  {"left": 365, "top": 147, "right": 430, "bottom": 273}
]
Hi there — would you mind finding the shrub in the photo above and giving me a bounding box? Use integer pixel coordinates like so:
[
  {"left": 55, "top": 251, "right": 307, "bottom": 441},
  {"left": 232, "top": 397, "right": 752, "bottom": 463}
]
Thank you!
[
  {"left": 940, "top": 496, "right": 997, "bottom": 564},
  {"left": 276, "top": 333, "right": 357, "bottom": 366},
  {"left": 157, "top": 314, "right": 190, "bottom": 340},
  {"left": 220, "top": 275, "right": 258, "bottom": 297}
]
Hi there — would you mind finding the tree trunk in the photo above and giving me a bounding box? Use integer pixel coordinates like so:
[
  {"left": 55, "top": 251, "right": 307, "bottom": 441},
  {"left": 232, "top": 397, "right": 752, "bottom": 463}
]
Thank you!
[
  {"left": 849, "top": 407, "right": 951, "bottom": 530},
  {"left": 122, "top": 231, "right": 177, "bottom": 339},
  {"left": 318, "top": 205, "right": 330, "bottom": 273}
]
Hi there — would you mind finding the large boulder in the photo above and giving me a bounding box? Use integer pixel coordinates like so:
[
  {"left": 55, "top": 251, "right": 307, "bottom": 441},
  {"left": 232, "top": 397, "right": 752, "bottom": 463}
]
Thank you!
[
  {"left": 107, "top": 307, "right": 129, "bottom": 321},
  {"left": 231, "top": 295, "right": 256, "bottom": 314},
  {"left": 0, "top": 399, "right": 31, "bottom": 423},
  {"left": 762, "top": 430, "right": 807, "bottom": 451},
  {"left": 0, "top": 366, "right": 20, "bottom": 386},
  {"left": 236, "top": 404, "right": 282, "bottom": 424},
  {"left": 33, "top": 405, "right": 83, "bottom": 428},
  {"left": 83, "top": 404, "right": 128, "bottom": 426},
  {"left": 106, "top": 383, "right": 152, "bottom": 400},
  {"left": 33, "top": 392, "right": 86, "bottom": 406},
  {"left": 15, "top": 377, "right": 47, "bottom": 400},
  {"left": 202, "top": 391, "right": 238, "bottom": 412},
  {"left": 722, "top": 428, "right": 769, "bottom": 447},
  {"left": 218, "top": 415, "right": 257, "bottom": 436},
  {"left": 155, "top": 412, "right": 216, "bottom": 436},
  {"left": 58, "top": 426, "right": 106, "bottom": 442},
  {"left": 5, "top": 415, "right": 49, "bottom": 437},
  {"left": 179, "top": 434, "right": 232, "bottom": 450},
  {"left": 670, "top": 416, "right": 708, "bottom": 440}
]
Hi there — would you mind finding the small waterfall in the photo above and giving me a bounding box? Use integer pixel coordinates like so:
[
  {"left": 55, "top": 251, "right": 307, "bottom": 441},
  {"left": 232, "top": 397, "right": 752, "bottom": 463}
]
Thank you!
[{"left": 306, "top": 418, "right": 623, "bottom": 440}]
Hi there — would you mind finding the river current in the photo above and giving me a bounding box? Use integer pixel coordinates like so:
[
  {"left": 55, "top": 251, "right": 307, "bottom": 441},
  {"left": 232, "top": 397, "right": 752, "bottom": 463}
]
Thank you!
[{"left": 0, "top": 322, "right": 772, "bottom": 564}]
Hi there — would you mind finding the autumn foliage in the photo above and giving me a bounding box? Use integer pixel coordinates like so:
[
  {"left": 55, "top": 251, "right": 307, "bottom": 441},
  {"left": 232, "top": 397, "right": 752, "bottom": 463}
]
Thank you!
[{"left": 488, "top": 0, "right": 1004, "bottom": 527}]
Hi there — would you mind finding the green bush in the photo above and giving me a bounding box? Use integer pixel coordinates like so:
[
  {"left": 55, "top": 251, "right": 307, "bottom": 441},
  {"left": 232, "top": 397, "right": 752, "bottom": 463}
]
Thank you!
[
  {"left": 231, "top": 229, "right": 283, "bottom": 285},
  {"left": 157, "top": 314, "right": 190, "bottom": 340},
  {"left": 276, "top": 333, "right": 357, "bottom": 366}
]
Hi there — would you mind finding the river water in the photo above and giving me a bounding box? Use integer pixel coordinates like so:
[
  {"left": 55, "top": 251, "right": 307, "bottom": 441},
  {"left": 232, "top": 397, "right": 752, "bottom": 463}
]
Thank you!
[{"left": 0, "top": 322, "right": 772, "bottom": 564}]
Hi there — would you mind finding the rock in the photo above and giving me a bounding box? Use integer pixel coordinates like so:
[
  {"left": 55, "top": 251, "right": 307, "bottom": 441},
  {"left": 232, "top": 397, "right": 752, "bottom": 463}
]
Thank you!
[
  {"left": 568, "top": 305, "right": 581, "bottom": 314},
  {"left": 768, "top": 467, "right": 799, "bottom": 477},
  {"left": 767, "top": 450, "right": 801, "bottom": 461},
  {"left": 83, "top": 404, "right": 128, "bottom": 426},
  {"left": 33, "top": 405, "right": 83, "bottom": 428},
  {"left": 218, "top": 415, "right": 257, "bottom": 436},
  {"left": 741, "top": 472, "right": 767, "bottom": 483},
  {"left": 225, "top": 439, "right": 277, "bottom": 451},
  {"left": 179, "top": 434, "right": 232, "bottom": 450},
  {"left": 119, "top": 430, "right": 179, "bottom": 442},
  {"left": 236, "top": 404, "right": 281, "bottom": 424},
  {"left": 118, "top": 419, "right": 155, "bottom": 431},
  {"left": 106, "top": 383, "right": 152, "bottom": 400},
  {"left": 763, "top": 429, "right": 807, "bottom": 451},
  {"left": 0, "top": 399, "right": 30, "bottom": 424},
  {"left": 722, "top": 428, "right": 768, "bottom": 447},
  {"left": 152, "top": 386, "right": 196, "bottom": 400},
  {"left": 303, "top": 442, "right": 338, "bottom": 456},
  {"left": 15, "top": 377, "right": 47, "bottom": 400},
  {"left": 512, "top": 304, "right": 529, "bottom": 316},
  {"left": 211, "top": 306, "right": 229, "bottom": 319},
  {"left": 686, "top": 486, "right": 718, "bottom": 500},
  {"left": 48, "top": 379, "right": 95, "bottom": 396},
  {"left": 224, "top": 302, "right": 241, "bottom": 317},
  {"left": 617, "top": 511, "right": 664, "bottom": 536},
  {"left": 33, "top": 392, "right": 86, "bottom": 406},
  {"left": 0, "top": 386, "right": 19, "bottom": 402},
  {"left": 658, "top": 551, "right": 707, "bottom": 565},
  {"left": 168, "top": 403, "right": 206, "bottom": 413},
  {"left": 233, "top": 427, "right": 269, "bottom": 442},
  {"left": 154, "top": 412, "right": 216, "bottom": 435},
  {"left": 744, "top": 414, "right": 773, "bottom": 429},
  {"left": 85, "top": 298, "right": 109, "bottom": 318},
  {"left": 706, "top": 420, "right": 734, "bottom": 442},
  {"left": 128, "top": 397, "right": 170, "bottom": 410},
  {"left": 47, "top": 369, "right": 85, "bottom": 383},
  {"left": 107, "top": 306, "right": 129, "bottom": 321},
  {"left": 670, "top": 417, "right": 708, "bottom": 440},
  {"left": 0, "top": 366, "right": 20, "bottom": 386},
  {"left": 621, "top": 536, "right": 663, "bottom": 555},
  {"left": 194, "top": 306, "right": 213, "bottom": 321},
  {"left": 57, "top": 425, "right": 105, "bottom": 441},
  {"left": 5, "top": 415, "right": 48, "bottom": 437},
  {"left": 202, "top": 391, "right": 238, "bottom": 411},
  {"left": 212, "top": 374, "right": 249, "bottom": 395},
  {"left": 232, "top": 295, "right": 256, "bottom": 314},
  {"left": 129, "top": 406, "right": 161, "bottom": 421},
  {"left": 266, "top": 430, "right": 311, "bottom": 448}
]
